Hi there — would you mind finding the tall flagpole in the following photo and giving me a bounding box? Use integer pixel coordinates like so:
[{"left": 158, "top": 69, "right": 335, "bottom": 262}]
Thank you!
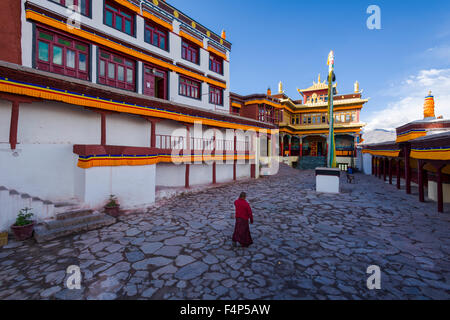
[{"left": 327, "top": 51, "right": 336, "bottom": 168}]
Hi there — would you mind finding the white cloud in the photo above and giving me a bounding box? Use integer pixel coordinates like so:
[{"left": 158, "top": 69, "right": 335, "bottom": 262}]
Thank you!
[{"left": 364, "top": 68, "right": 450, "bottom": 131}]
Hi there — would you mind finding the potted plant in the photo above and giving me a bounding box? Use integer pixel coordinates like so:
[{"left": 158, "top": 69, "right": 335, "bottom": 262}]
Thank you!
[
  {"left": 104, "top": 195, "right": 120, "bottom": 217},
  {"left": 11, "top": 207, "right": 35, "bottom": 241}
]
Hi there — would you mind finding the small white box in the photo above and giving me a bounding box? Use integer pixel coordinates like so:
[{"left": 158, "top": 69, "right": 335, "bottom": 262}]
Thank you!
[{"left": 316, "top": 167, "right": 340, "bottom": 193}]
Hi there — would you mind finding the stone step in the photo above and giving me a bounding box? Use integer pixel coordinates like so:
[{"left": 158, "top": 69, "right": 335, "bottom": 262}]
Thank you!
[
  {"left": 56, "top": 209, "right": 93, "bottom": 221},
  {"left": 34, "top": 215, "right": 116, "bottom": 243},
  {"left": 45, "top": 211, "right": 102, "bottom": 230}
]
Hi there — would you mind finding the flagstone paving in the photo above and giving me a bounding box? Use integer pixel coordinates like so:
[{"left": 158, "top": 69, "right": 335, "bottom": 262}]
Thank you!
[{"left": 1, "top": 164, "right": 450, "bottom": 300}]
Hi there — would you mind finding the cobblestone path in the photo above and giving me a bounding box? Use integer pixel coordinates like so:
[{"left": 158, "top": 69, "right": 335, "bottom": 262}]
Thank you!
[{"left": 0, "top": 165, "right": 449, "bottom": 300}]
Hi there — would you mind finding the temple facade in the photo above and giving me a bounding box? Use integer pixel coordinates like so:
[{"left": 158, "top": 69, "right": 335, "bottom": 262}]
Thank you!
[
  {"left": 0, "top": 0, "right": 278, "bottom": 230},
  {"left": 361, "top": 93, "right": 450, "bottom": 213},
  {"left": 230, "top": 76, "right": 368, "bottom": 170}
]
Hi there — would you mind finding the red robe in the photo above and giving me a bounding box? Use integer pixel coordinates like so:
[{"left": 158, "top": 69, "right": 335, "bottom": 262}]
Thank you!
[{"left": 232, "top": 199, "right": 253, "bottom": 247}]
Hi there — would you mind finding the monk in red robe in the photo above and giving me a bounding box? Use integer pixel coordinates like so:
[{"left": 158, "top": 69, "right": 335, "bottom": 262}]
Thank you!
[{"left": 232, "top": 192, "right": 253, "bottom": 247}]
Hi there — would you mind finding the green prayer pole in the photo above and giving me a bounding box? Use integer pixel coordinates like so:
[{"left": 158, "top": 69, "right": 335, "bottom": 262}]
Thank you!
[{"left": 327, "top": 51, "right": 336, "bottom": 168}]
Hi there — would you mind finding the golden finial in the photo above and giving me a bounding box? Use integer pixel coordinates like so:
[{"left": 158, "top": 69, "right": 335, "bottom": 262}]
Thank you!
[
  {"left": 278, "top": 81, "right": 283, "bottom": 94},
  {"left": 318, "top": 74, "right": 321, "bottom": 83},
  {"left": 354, "top": 81, "right": 360, "bottom": 93}
]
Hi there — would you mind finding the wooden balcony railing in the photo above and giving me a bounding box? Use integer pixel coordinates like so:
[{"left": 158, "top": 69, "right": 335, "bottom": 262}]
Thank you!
[{"left": 155, "top": 135, "right": 250, "bottom": 152}]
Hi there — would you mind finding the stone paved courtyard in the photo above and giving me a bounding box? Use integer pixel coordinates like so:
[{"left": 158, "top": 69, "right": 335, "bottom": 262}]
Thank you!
[{"left": 0, "top": 164, "right": 449, "bottom": 300}]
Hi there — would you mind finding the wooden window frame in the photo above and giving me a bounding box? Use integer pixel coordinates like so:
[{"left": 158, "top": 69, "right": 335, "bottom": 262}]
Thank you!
[
  {"left": 179, "top": 76, "right": 201, "bottom": 100},
  {"left": 98, "top": 49, "right": 136, "bottom": 92},
  {"left": 209, "top": 53, "right": 223, "bottom": 75},
  {"left": 104, "top": 1, "right": 135, "bottom": 36},
  {"left": 144, "top": 20, "right": 169, "bottom": 51},
  {"left": 50, "top": 0, "right": 90, "bottom": 16},
  {"left": 35, "top": 27, "right": 90, "bottom": 81},
  {"left": 209, "top": 86, "right": 223, "bottom": 106},
  {"left": 181, "top": 40, "right": 200, "bottom": 65}
]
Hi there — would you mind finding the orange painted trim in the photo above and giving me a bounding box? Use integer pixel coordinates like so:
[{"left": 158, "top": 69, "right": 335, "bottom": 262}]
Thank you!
[
  {"left": 179, "top": 30, "right": 204, "bottom": 48},
  {"left": 231, "top": 102, "right": 242, "bottom": 108},
  {"left": 245, "top": 100, "right": 282, "bottom": 109},
  {"left": 207, "top": 45, "right": 228, "bottom": 61},
  {"left": 26, "top": 10, "right": 226, "bottom": 89},
  {"left": 0, "top": 79, "right": 268, "bottom": 132},
  {"left": 113, "top": 0, "right": 174, "bottom": 31}
]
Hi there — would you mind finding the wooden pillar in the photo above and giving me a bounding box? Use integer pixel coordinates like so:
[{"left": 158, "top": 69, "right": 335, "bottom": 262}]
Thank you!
[
  {"left": 280, "top": 136, "right": 284, "bottom": 157},
  {"left": 233, "top": 133, "right": 237, "bottom": 181},
  {"left": 9, "top": 101, "right": 19, "bottom": 150},
  {"left": 396, "top": 160, "right": 401, "bottom": 189},
  {"left": 404, "top": 145, "right": 411, "bottom": 194},
  {"left": 383, "top": 158, "right": 387, "bottom": 181},
  {"left": 436, "top": 165, "right": 444, "bottom": 213},
  {"left": 388, "top": 158, "right": 393, "bottom": 184},
  {"left": 101, "top": 113, "right": 106, "bottom": 145},
  {"left": 418, "top": 160, "right": 425, "bottom": 203}
]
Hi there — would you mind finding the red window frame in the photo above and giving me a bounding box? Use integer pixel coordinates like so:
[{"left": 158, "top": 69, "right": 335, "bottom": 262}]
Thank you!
[
  {"left": 209, "top": 53, "right": 223, "bottom": 75},
  {"left": 98, "top": 49, "right": 135, "bottom": 92},
  {"left": 209, "top": 86, "right": 223, "bottom": 106},
  {"left": 104, "top": 1, "right": 135, "bottom": 36},
  {"left": 144, "top": 20, "right": 168, "bottom": 50},
  {"left": 36, "top": 27, "right": 90, "bottom": 81},
  {"left": 181, "top": 40, "right": 200, "bottom": 65},
  {"left": 51, "top": 0, "right": 90, "bottom": 16},
  {"left": 179, "top": 76, "right": 201, "bottom": 100}
]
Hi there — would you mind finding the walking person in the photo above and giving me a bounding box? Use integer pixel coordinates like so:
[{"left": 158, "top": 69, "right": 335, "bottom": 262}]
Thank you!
[{"left": 232, "top": 192, "right": 253, "bottom": 247}]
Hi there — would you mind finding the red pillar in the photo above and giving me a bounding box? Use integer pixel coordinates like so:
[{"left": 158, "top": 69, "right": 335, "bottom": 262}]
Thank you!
[
  {"left": 288, "top": 137, "right": 292, "bottom": 157},
  {"left": 383, "top": 158, "right": 387, "bottom": 181},
  {"left": 396, "top": 160, "right": 401, "bottom": 189},
  {"left": 9, "top": 101, "right": 19, "bottom": 150},
  {"left": 101, "top": 113, "right": 106, "bottom": 145},
  {"left": 280, "top": 137, "right": 284, "bottom": 157},
  {"left": 418, "top": 160, "right": 425, "bottom": 203},
  {"left": 389, "top": 158, "right": 393, "bottom": 184},
  {"left": 436, "top": 165, "right": 444, "bottom": 213},
  {"left": 404, "top": 145, "right": 411, "bottom": 194}
]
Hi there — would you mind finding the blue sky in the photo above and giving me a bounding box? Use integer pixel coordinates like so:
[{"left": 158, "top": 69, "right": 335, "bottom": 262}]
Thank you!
[{"left": 169, "top": 0, "right": 450, "bottom": 130}]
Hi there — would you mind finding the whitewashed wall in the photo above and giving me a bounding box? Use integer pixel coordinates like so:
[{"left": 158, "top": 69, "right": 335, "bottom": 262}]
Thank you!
[
  {"left": 362, "top": 153, "right": 373, "bottom": 175},
  {"left": 75, "top": 164, "right": 156, "bottom": 209}
]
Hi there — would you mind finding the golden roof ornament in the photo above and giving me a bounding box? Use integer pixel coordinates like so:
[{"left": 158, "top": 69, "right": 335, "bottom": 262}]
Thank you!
[
  {"left": 278, "top": 81, "right": 283, "bottom": 94},
  {"left": 354, "top": 81, "right": 360, "bottom": 93},
  {"left": 424, "top": 90, "right": 436, "bottom": 119}
]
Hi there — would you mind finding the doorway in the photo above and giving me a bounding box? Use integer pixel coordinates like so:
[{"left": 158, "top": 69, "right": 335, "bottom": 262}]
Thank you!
[{"left": 144, "top": 65, "right": 167, "bottom": 100}]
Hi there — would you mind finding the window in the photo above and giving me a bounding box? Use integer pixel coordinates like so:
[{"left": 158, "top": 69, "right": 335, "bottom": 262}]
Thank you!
[
  {"left": 179, "top": 76, "right": 201, "bottom": 99},
  {"left": 98, "top": 50, "right": 135, "bottom": 91},
  {"left": 51, "top": 0, "right": 90, "bottom": 16},
  {"left": 182, "top": 40, "right": 200, "bottom": 64},
  {"left": 209, "top": 86, "right": 223, "bottom": 105},
  {"left": 209, "top": 53, "right": 223, "bottom": 75},
  {"left": 36, "top": 28, "right": 89, "bottom": 80},
  {"left": 145, "top": 21, "right": 168, "bottom": 50},
  {"left": 104, "top": 2, "right": 134, "bottom": 36}
]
